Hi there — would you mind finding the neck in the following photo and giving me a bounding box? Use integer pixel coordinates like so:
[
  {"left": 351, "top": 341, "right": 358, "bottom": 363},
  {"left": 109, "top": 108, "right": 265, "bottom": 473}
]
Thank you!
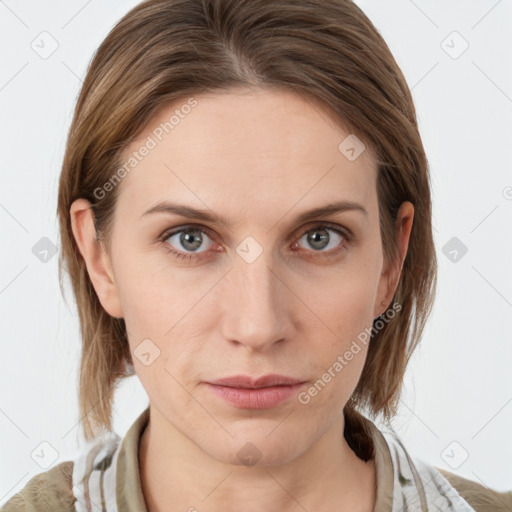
[{"left": 139, "top": 405, "right": 376, "bottom": 512}]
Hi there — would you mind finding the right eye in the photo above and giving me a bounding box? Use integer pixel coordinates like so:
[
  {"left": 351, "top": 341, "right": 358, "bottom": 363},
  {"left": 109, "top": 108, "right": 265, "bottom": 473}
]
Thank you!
[{"left": 159, "top": 225, "right": 217, "bottom": 261}]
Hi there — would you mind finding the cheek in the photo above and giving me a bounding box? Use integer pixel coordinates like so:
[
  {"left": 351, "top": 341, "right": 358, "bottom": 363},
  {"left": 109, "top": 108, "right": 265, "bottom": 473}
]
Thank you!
[
  {"left": 113, "top": 249, "right": 189, "bottom": 332},
  {"left": 295, "top": 258, "right": 380, "bottom": 391},
  {"left": 112, "top": 254, "right": 207, "bottom": 375},
  {"left": 302, "top": 263, "right": 379, "bottom": 336}
]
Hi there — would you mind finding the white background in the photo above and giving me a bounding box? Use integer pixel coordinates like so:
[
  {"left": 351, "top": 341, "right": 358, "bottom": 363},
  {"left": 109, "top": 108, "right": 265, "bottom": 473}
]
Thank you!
[{"left": 0, "top": 0, "right": 511, "bottom": 505}]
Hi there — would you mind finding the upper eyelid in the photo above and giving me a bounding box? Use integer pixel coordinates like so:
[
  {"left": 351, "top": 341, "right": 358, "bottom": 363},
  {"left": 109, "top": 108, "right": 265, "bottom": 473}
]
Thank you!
[{"left": 161, "top": 223, "right": 215, "bottom": 241}]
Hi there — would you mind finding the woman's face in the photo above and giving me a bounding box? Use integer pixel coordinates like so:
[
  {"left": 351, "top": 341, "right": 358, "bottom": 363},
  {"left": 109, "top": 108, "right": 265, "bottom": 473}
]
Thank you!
[{"left": 77, "top": 87, "right": 412, "bottom": 466}]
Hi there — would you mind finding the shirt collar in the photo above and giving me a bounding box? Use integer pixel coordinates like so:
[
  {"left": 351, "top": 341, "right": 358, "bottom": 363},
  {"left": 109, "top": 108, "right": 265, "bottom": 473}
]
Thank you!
[{"left": 115, "top": 405, "right": 150, "bottom": 511}]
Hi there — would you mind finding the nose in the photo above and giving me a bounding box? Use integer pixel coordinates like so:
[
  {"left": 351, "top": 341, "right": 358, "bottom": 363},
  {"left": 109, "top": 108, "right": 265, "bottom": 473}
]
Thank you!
[{"left": 218, "top": 247, "right": 293, "bottom": 352}]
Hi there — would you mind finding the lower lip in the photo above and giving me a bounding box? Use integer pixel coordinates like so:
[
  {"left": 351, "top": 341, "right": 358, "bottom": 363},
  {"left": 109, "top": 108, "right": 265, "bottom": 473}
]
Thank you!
[{"left": 204, "top": 382, "right": 306, "bottom": 409}]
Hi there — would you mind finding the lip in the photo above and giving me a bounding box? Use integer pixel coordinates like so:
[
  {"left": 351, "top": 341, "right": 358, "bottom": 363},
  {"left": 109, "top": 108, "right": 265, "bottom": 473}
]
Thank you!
[
  {"left": 204, "top": 374, "right": 307, "bottom": 409},
  {"left": 207, "top": 374, "right": 305, "bottom": 389}
]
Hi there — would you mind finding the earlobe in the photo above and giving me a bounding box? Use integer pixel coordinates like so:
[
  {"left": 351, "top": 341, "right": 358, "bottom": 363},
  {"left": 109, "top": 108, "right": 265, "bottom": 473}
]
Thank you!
[{"left": 69, "top": 198, "right": 124, "bottom": 319}]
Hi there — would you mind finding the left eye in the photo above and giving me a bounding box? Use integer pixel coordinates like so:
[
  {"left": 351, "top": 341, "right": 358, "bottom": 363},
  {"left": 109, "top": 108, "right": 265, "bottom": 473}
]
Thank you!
[
  {"left": 295, "top": 225, "right": 345, "bottom": 252},
  {"left": 165, "top": 227, "right": 214, "bottom": 255}
]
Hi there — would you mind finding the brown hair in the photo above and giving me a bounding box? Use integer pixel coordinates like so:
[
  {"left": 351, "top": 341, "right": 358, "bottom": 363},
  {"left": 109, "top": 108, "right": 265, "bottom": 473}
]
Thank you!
[{"left": 57, "top": 0, "right": 437, "bottom": 442}]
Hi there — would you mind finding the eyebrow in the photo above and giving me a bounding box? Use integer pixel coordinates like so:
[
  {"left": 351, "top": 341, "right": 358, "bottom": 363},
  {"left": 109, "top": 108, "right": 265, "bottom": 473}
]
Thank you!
[{"left": 140, "top": 199, "right": 368, "bottom": 227}]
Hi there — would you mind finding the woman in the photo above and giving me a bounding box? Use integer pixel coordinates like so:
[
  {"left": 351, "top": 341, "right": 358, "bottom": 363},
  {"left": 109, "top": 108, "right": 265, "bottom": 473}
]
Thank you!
[{"left": 2, "top": 0, "right": 511, "bottom": 511}]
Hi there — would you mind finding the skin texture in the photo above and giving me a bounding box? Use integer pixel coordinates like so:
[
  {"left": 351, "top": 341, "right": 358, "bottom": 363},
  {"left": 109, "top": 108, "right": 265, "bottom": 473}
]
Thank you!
[{"left": 71, "top": 87, "right": 414, "bottom": 512}]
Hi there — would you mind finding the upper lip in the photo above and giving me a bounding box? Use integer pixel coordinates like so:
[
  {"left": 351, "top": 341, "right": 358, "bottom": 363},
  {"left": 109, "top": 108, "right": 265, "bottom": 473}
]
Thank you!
[{"left": 206, "top": 374, "right": 305, "bottom": 389}]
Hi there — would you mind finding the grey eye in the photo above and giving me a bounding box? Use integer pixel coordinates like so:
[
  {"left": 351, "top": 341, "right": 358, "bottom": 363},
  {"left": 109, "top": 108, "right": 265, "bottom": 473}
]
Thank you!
[
  {"left": 298, "top": 227, "right": 344, "bottom": 252},
  {"left": 167, "top": 228, "right": 213, "bottom": 253}
]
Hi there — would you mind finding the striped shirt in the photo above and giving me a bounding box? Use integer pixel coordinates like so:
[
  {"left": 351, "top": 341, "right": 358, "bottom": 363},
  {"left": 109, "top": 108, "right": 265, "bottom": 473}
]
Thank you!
[{"left": 2, "top": 406, "right": 511, "bottom": 511}]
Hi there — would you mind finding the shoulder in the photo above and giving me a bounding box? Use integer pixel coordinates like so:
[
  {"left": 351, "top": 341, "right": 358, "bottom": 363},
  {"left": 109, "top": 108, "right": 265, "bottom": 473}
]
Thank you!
[
  {"left": 1, "top": 460, "right": 76, "bottom": 511},
  {"left": 436, "top": 467, "right": 512, "bottom": 512},
  {"left": 363, "top": 416, "right": 512, "bottom": 512},
  {"left": 1, "top": 410, "right": 147, "bottom": 512}
]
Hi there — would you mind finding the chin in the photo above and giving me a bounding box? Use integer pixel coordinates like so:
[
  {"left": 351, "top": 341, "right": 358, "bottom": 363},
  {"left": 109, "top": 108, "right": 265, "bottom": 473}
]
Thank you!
[{"left": 198, "top": 432, "right": 308, "bottom": 468}]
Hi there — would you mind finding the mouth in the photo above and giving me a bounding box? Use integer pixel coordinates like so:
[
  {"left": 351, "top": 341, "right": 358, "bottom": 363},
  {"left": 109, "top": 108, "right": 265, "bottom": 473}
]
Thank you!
[{"left": 204, "top": 374, "right": 307, "bottom": 409}]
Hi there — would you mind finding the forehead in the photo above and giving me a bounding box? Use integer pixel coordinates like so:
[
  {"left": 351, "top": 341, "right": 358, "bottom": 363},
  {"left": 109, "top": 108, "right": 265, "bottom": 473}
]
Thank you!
[{"left": 115, "top": 87, "right": 378, "bottom": 220}]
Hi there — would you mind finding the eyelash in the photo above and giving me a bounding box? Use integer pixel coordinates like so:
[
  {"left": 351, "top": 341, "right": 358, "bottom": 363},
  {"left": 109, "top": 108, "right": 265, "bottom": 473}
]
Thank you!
[{"left": 158, "top": 222, "right": 352, "bottom": 262}]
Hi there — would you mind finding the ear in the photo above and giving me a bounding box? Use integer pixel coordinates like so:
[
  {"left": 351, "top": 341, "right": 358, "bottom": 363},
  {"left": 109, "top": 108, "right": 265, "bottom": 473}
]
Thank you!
[
  {"left": 69, "top": 198, "right": 124, "bottom": 319},
  {"left": 374, "top": 201, "right": 414, "bottom": 318}
]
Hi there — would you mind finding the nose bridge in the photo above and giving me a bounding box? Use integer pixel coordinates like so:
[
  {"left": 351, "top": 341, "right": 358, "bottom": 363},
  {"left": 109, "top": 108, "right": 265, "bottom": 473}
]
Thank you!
[{"left": 220, "top": 240, "right": 288, "bottom": 350}]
